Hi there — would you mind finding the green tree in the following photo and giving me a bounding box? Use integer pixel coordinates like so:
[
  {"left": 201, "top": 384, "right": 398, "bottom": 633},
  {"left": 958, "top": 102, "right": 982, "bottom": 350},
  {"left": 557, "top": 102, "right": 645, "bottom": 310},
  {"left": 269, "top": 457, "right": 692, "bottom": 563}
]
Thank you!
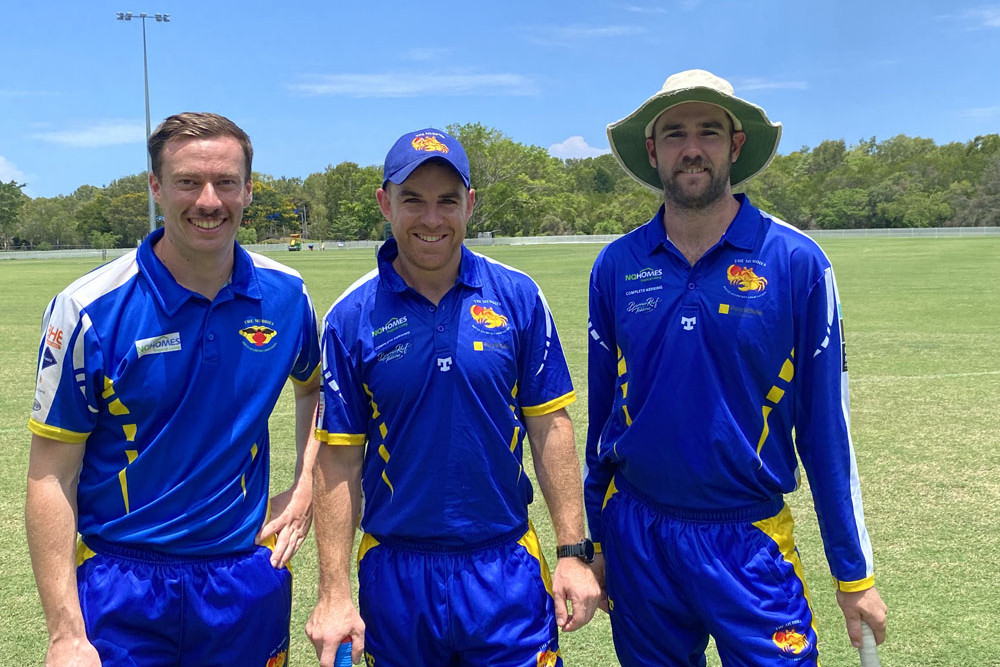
[
  {"left": 322, "top": 163, "right": 382, "bottom": 241},
  {"left": 245, "top": 178, "right": 298, "bottom": 240},
  {"left": 0, "top": 180, "right": 28, "bottom": 250}
]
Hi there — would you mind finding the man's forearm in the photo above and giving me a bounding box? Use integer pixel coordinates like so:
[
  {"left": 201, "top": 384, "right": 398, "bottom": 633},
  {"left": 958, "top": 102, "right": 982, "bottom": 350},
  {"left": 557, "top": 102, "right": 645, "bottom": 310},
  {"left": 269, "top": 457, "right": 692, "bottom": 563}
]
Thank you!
[
  {"left": 527, "top": 409, "right": 587, "bottom": 544},
  {"left": 292, "top": 378, "right": 322, "bottom": 483},
  {"left": 25, "top": 439, "right": 87, "bottom": 641},
  {"left": 313, "top": 444, "right": 363, "bottom": 598}
]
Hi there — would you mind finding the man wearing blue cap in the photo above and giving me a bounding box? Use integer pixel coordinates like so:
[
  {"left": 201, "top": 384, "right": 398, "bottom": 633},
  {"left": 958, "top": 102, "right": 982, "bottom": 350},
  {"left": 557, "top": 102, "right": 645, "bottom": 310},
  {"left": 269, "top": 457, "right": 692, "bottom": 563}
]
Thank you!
[{"left": 306, "top": 128, "right": 600, "bottom": 667}]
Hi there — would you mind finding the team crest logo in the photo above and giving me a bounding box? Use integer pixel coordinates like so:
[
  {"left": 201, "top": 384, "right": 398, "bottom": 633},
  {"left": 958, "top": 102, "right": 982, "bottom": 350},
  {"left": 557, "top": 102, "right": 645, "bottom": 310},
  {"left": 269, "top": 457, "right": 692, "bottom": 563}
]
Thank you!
[
  {"left": 412, "top": 134, "right": 449, "bottom": 153},
  {"left": 772, "top": 627, "right": 810, "bottom": 654},
  {"left": 727, "top": 264, "right": 768, "bottom": 292},
  {"left": 240, "top": 326, "right": 277, "bottom": 346},
  {"left": 536, "top": 647, "right": 561, "bottom": 666},
  {"left": 265, "top": 649, "right": 287, "bottom": 667},
  {"left": 470, "top": 303, "right": 509, "bottom": 331},
  {"left": 239, "top": 319, "right": 279, "bottom": 352}
]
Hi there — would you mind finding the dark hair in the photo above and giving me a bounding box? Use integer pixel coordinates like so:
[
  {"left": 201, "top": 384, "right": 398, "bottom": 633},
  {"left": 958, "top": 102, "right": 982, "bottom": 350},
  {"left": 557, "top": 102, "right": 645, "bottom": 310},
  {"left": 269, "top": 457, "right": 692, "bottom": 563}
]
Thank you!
[{"left": 148, "top": 112, "right": 253, "bottom": 181}]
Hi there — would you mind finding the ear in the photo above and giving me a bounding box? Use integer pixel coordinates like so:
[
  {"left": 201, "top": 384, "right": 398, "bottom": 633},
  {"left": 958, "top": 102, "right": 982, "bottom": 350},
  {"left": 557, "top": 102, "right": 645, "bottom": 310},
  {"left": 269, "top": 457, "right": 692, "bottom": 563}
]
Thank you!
[
  {"left": 149, "top": 172, "right": 162, "bottom": 203},
  {"left": 243, "top": 178, "right": 253, "bottom": 207},
  {"left": 645, "top": 137, "right": 657, "bottom": 168},
  {"left": 464, "top": 188, "right": 476, "bottom": 221},
  {"left": 376, "top": 187, "right": 392, "bottom": 221},
  {"left": 731, "top": 131, "right": 747, "bottom": 163}
]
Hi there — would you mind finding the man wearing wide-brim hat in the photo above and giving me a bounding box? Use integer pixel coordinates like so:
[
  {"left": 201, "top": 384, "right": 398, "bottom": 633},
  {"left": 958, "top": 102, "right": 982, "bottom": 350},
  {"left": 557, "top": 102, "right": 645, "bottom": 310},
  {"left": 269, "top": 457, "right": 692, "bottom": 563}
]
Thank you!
[{"left": 584, "top": 69, "right": 888, "bottom": 666}]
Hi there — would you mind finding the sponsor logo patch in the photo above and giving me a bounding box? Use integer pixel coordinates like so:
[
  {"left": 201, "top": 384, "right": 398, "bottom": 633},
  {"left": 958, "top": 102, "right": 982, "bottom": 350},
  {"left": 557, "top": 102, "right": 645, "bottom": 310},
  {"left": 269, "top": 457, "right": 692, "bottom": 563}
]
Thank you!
[
  {"left": 626, "top": 297, "right": 661, "bottom": 314},
  {"left": 46, "top": 325, "right": 64, "bottom": 350},
  {"left": 42, "top": 347, "right": 59, "bottom": 369},
  {"left": 372, "top": 316, "right": 409, "bottom": 338},
  {"left": 624, "top": 267, "right": 663, "bottom": 283},
  {"left": 377, "top": 342, "right": 411, "bottom": 362},
  {"left": 135, "top": 333, "right": 182, "bottom": 358}
]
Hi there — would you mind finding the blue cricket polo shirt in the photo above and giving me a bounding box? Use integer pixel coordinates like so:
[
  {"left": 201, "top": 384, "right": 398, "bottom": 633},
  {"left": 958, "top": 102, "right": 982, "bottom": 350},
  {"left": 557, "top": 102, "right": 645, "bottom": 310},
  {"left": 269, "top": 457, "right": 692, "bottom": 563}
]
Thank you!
[
  {"left": 317, "top": 239, "right": 576, "bottom": 547},
  {"left": 585, "top": 195, "right": 874, "bottom": 586},
  {"left": 29, "top": 228, "right": 321, "bottom": 556}
]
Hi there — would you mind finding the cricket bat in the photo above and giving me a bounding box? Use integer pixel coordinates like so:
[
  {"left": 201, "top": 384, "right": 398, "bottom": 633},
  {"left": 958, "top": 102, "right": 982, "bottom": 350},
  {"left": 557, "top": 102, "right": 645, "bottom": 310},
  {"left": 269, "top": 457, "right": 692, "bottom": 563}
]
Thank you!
[{"left": 859, "top": 621, "right": 881, "bottom": 667}]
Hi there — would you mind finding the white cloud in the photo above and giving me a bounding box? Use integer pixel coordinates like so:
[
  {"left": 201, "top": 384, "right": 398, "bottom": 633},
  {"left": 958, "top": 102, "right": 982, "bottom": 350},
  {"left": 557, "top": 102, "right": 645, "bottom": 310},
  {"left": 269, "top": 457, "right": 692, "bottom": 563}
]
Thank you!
[
  {"left": 733, "top": 78, "right": 809, "bottom": 92},
  {"left": 526, "top": 24, "right": 646, "bottom": 45},
  {"left": 962, "top": 106, "right": 1000, "bottom": 118},
  {"left": 0, "top": 156, "right": 28, "bottom": 183},
  {"left": 616, "top": 4, "right": 668, "bottom": 14},
  {"left": 290, "top": 72, "right": 538, "bottom": 97},
  {"left": 548, "top": 136, "right": 611, "bottom": 159},
  {"left": 32, "top": 121, "right": 145, "bottom": 148},
  {"left": 963, "top": 6, "right": 1000, "bottom": 28},
  {"left": 402, "top": 48, "right": 449, "bottom": 62}
]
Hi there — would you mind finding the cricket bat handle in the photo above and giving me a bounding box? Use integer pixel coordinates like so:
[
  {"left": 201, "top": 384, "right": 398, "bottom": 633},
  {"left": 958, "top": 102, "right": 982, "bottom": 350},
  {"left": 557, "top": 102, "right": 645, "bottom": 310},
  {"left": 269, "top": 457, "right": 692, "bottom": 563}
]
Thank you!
[{"left": 859, "top": 621, "right": 881, "bottom": 667}]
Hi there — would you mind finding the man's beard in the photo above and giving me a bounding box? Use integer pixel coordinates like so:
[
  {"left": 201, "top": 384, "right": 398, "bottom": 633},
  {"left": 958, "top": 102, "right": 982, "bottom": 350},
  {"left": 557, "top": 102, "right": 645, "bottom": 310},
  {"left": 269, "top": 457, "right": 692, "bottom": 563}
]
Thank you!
[{"left": 661, "top": 158, "right": 731, "bottom": 210}]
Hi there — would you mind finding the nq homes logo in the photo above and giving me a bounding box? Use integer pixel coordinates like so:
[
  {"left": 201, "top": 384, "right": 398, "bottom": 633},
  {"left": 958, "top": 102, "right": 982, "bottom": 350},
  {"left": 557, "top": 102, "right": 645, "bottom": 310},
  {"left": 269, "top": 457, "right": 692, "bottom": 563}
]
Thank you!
[
  {"left": 371, "top": 316, "right": 409, "bottom": 337},
  {"left": 135, "top": 333, "right": 182, "bottom": 358},
  {"left": 624, "top": 267, "right": 663, "bottom": 282}
]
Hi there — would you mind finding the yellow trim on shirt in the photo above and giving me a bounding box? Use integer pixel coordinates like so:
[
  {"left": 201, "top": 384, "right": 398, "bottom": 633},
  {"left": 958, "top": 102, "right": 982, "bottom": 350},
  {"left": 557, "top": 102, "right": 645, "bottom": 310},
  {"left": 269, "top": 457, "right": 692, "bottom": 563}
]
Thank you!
[
  {"left": 315, "top": 430, "right": 366, "bottom": 446},
  {"left": 521, "top": 390, "right": 577, "bottom": 417},
  {"left": 290, "top": 363, "right": 322, "bottom": 386},
  {"left": 835, "top": 575, "right": 876, "bottom": 593},
  {"left": 28, "top": 418, "right": 89, "bottom": 444}
]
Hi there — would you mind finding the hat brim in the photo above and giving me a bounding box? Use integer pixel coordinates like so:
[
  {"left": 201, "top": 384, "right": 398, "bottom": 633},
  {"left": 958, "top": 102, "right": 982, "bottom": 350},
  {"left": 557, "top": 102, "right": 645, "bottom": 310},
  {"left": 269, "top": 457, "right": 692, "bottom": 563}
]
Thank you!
[{"left": 607, "top": 87, "right": 782, "bottom": 192}]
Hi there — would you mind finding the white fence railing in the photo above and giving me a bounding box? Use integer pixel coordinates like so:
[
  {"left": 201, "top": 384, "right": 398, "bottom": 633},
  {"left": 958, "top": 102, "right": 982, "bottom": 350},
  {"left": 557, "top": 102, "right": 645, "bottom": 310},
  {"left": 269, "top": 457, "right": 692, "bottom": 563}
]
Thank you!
[{"left": 2, "top": 227, "right": 997, "bottom": 261}]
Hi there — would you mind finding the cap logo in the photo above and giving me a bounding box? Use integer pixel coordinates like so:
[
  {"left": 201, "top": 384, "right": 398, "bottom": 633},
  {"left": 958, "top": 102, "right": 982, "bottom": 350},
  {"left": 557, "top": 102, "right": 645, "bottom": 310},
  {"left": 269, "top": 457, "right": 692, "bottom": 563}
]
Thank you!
[{"left": 412, "top": 135, "right": 449, "bottom": 154}]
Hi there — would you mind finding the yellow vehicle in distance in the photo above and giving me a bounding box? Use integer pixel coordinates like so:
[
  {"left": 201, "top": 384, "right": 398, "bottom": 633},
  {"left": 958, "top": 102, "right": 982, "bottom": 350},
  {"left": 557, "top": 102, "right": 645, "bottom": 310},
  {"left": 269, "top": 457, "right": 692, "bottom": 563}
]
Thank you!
[{"left": 288, "top": 233, "right": 302, "bottom": 251}]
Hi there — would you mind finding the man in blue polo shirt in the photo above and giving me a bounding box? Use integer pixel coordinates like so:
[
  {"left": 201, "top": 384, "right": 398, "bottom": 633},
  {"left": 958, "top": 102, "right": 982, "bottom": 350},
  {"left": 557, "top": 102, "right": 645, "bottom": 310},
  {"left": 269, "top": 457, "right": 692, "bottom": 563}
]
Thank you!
[
  {"left": 586, "top": 70, "right": 888, "bottom": 665},
  {"left": 306, "top": 128, "right": 600, "bottom": 667},
  {"left": 25, "top": 112, "right": 321, "bottom": 666}
]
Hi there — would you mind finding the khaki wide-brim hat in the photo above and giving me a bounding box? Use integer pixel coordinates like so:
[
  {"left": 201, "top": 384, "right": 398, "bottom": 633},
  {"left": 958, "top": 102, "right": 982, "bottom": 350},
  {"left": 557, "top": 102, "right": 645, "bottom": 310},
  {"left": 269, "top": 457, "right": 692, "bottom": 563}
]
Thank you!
[{"left": 607, "top": 69, "right": 782, "bottom": 192}]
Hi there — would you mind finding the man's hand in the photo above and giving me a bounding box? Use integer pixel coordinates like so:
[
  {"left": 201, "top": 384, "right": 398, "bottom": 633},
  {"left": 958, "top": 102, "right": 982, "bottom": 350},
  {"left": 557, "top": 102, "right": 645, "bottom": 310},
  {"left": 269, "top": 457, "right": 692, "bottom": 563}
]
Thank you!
[
  {"left": 836, "top": 586, "right": 887, "bottom": 648},
  {"left": 552, "top": 556, "right": 602, "bottom": 632},
  {"left": 591, "top": 552, "right": 609, "bottom": 613},
  {"left": 257, "top": 485, "right": 313, "bottom": 568},
  {"left": 46, "top": 634, "right": 102, "bottom": 667},
  {"left": 306, "top": 596, "right": 365, "bottom": 666}
]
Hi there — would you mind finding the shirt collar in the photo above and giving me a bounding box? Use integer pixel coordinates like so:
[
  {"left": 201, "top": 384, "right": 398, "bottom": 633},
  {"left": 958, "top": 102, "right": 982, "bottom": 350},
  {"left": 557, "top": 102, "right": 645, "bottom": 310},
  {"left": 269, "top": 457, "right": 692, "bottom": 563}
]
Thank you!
[
  {"left": 137, "top": 228, "right": 261, "bottom": 315},
  {"left": 376, "top": 238, "right": 483, "bottom": 293},
  {"left": 644, "top": 193, "right": 761, "bottom": 255}
]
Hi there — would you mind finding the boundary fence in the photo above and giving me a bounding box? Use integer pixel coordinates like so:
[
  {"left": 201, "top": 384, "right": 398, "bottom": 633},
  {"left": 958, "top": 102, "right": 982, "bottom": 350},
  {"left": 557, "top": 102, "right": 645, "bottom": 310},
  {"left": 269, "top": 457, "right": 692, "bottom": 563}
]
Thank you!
[{"left": 2, "top": 227, "right": 997, "bottom": 261}]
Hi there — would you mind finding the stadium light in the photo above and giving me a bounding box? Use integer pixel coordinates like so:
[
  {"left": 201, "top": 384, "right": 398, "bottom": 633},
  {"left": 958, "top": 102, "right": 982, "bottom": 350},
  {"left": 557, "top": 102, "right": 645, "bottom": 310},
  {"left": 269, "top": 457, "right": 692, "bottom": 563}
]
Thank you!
[{"left": 116, "top": 12, "right": 170, "bottom": 235}]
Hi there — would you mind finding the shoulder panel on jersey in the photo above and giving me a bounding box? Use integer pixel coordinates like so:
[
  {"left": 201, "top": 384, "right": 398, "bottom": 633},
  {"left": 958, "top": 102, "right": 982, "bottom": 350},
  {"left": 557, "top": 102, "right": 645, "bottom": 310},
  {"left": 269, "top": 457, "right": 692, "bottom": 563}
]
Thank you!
[
  {"left": 59, "top": 251, "right": 140, "bottom": 310},
  {"left": 249, "top": 251, "right": 305, "bottom": 279},
  {"left": 325, "top": 267, "right": 380, "bottom": 318}
]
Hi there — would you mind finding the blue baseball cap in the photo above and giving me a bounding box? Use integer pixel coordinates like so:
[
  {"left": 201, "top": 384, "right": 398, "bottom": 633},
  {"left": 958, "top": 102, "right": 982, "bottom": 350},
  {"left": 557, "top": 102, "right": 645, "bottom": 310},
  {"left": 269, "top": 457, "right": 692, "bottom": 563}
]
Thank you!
[{"left": 382, "top": 128, "right": 471, "bottom": 188}]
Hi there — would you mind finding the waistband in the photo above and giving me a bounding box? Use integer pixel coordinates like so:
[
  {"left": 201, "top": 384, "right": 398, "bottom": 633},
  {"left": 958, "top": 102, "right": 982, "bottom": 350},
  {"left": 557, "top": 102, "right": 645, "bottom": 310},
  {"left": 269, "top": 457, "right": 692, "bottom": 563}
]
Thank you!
[
  {"left": 616, "top": 475, "right": 784, "bottom": 524},
  {"left": 82, "top": 535, "right": 257, "bottom": 564},
  {"left": 371, "top": 522, "right": 530, "bottom": 555}
]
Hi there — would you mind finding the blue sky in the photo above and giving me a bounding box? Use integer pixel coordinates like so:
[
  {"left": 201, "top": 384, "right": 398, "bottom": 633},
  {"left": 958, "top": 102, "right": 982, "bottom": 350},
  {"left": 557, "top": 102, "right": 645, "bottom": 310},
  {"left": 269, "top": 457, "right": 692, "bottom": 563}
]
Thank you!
[{"left": 2, "top": 0, "right": 999, "bottom": 198}]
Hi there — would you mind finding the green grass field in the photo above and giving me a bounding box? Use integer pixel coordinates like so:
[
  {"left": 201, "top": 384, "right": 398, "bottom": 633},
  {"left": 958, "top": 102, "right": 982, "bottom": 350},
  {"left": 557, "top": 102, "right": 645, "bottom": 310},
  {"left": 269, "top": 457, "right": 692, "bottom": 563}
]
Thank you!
[{"left": 2, "top": 237, "right": 998, "bottom": 665}]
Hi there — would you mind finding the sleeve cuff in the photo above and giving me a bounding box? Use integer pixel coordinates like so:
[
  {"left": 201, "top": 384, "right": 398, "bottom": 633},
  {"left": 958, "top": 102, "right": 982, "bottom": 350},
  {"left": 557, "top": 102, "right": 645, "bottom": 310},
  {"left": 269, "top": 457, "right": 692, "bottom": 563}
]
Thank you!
[
  {"left": 834, "top": 575, "right": 875, "bottom": 592},
  {"left": 521, "top": 390, "right": 577, "bottom": 417},
  {"left": 315, "top": 429, "right": 366, "bottom": 446}
]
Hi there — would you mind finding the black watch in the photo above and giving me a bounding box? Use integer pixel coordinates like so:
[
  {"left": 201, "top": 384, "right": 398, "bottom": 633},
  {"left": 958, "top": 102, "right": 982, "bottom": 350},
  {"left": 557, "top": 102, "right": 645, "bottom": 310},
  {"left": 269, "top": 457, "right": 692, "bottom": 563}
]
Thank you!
[{"left": 556, "top": 538, "right": 595, "bottom": 564}]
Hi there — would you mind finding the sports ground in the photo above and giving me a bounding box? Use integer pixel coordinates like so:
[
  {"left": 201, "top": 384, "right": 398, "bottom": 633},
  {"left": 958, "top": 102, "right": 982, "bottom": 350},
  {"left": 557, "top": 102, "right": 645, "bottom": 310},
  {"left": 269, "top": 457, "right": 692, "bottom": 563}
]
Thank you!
[{"left": 2, "top": 236, "right": 997, "bottom": 665}]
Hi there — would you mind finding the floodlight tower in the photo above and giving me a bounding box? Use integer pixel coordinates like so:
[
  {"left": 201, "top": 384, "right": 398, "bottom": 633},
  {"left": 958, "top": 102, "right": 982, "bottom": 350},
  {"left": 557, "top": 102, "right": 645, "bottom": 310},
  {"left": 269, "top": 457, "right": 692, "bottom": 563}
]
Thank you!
[{"left": 116, "top": 11, "right": 170, "bottom": 234}]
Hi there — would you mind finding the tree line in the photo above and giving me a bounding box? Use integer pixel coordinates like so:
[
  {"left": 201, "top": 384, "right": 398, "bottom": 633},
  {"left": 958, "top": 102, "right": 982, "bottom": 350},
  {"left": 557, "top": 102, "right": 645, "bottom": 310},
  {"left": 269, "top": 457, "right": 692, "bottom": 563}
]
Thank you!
[{"left": 2, "top": 123, "right": 998, "bottom": 250}]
